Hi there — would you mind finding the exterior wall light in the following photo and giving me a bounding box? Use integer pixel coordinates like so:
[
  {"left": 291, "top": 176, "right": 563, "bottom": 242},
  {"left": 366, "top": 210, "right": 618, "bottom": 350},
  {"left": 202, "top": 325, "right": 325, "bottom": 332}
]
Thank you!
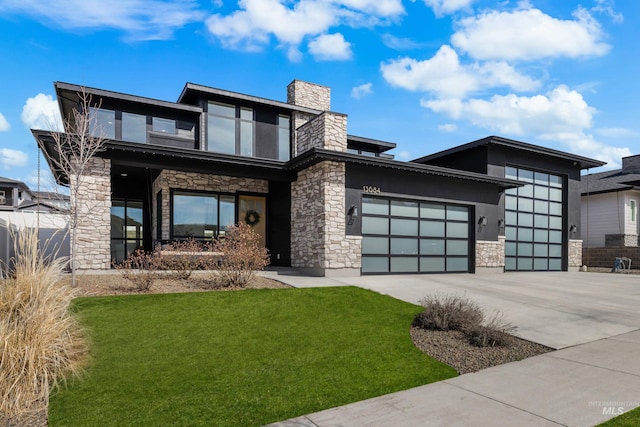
[
  {"left": 498, "top": 218, "right": 505, "bottom": 229},
  {"left": 477, "top": 215, "right": 487, "bottom": 231},
  {"left": 347, "top": 205, "right": 358, "bottom": 225},
  {"left": 570, "top": 224, "right": 578, "bottom": 235}
]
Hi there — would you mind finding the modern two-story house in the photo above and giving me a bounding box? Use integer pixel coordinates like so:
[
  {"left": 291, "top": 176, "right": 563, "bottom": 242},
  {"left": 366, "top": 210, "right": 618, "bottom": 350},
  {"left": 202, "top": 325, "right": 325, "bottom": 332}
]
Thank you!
[{"left": 33, "top": 80, "right": 604, "bottom": 276}]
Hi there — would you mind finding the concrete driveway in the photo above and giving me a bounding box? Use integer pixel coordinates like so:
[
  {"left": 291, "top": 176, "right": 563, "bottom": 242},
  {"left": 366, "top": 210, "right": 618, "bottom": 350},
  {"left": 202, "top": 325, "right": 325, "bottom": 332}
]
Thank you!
[
  {"left": 268, "top": 271, "right": 640, "bottom": 349},
  {"left": 264, "top": 271, "right": 640, "bottom": 426}
]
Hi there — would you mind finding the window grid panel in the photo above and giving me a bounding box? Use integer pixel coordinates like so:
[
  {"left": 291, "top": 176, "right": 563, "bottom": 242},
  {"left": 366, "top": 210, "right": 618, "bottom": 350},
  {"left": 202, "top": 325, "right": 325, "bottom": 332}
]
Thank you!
[
  {"left": 361, "top": 196, "right": 470, "bottom": 274},
  {"left": 505, "top": 167, "right": 564, "bottom": 271}
]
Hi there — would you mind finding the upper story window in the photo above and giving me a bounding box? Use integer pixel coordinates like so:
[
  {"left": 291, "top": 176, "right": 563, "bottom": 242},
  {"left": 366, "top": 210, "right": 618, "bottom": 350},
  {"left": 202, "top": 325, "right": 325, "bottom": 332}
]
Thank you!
[
  {"left": 278, "top": 115, "right": 290, "bottom": 161},
  {"left": 207, "top": 101, "right": 290, "bottom": 161},
  {"left": 87, "top": 107, "right": 195, "bottom": 148},
  {"left": 152, "top": 117, "right": 176, "bottom": 134},
  {"left": 122, "top": 112, "right": 146, "bottom": 143},
  {"left": 631, "top": 200, "right": 636, "bottom": 222},
  {"left": 89, "top": 108, "right": 115, "bottom": 139}
]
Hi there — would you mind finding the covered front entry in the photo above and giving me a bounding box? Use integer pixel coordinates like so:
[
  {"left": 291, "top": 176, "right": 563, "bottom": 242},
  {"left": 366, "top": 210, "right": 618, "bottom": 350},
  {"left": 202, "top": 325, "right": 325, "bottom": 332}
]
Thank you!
[{"left": 360, "top": 196, "right": 472, "bottom": 274}]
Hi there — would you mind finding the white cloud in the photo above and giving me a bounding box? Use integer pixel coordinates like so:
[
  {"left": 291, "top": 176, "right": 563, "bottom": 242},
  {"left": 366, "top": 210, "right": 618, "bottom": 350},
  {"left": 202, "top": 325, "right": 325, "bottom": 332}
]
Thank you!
[
  {"left": 351, "top": 82, "right": 373, "bottom": 99},
  {"left": 396, "top": 150, "right": 412, "bottom": 160},
  {"left": 438, "top": 123, "right": 457, "bottom": 132},
  {"left": 0, "top": 113, "right": 9, "bottom": 131},
  {"left": 451, "top": 6, "right": 610, "bottom": 61},
  {"left": 309, "top": 33, "right": 352, "bottom": 60},
  {"left": 381, "top": 34, "right": 423, "bottom": 50},
  {"left": 0, "top": 0, "right": 204, "bottom": 40},
  {"left": 424, "top": 0, "right": 474, "bottom": 17},
  {"left": 594, "top": 127, "right": 636, "bottom": 138},
  {"left": 422, "top": 85, "right": 630, "bottom": 167},
  {"left": 539, "top": 132, "right": 631, "bottom": 169},
  {"left": 592, "top": 0, "right": 623, "bottom": 24},
  {"left": 21, "top": 93, "right": 63, "bottom": 131},
  {"left": 0, "top": 148, "right": 28, "bottom": 169},
  {"left": 206, "top": 0, "right": 404, "bottom": 59},
  {"left": 422, "top": 85, "right": 594, "bottom": 135},
  {"left": 380, "top": 45, "right": 539, "bottom": 98}
]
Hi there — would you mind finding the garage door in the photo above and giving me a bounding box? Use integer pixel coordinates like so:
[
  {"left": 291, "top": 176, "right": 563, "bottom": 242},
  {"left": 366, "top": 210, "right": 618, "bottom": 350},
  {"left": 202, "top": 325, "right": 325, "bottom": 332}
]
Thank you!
[
  {"left": 504, "top": 167, "right": 564, "bottom": 271},
  {"left": 361, "top": 196, "right": 471, "bottom": 274}
]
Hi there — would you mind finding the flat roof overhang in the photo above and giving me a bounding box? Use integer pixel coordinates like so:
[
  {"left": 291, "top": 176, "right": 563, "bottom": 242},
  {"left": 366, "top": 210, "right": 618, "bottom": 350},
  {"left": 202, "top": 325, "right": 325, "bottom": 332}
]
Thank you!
[
  {"left": 413, "top": 135, "right": 607, "bottom": 170},
  {"left": 289, "top": 148, "right": 523, "bottom": 190},
  {"left": 33, "top": 130, "right": 293, "bottom": 185}
]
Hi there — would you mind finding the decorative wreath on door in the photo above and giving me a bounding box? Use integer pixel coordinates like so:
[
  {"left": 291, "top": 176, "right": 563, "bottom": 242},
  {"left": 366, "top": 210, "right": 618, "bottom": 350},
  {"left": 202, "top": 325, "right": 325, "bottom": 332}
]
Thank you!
[{"left": 244, "top": 210, "right": 261, "bottom": 226}]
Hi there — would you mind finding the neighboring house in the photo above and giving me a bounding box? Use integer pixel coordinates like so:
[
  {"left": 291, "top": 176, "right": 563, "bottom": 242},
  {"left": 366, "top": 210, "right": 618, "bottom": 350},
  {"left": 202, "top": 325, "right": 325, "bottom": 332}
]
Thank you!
[
  {"left": 33, "top": 80, "right": 603, "bottom": 276},
  {"left": 0, "top": 177, "right": 69, "bottom": 213},
  {"left": 0, "top": 177, "right": 70, "bottom": 274},
  {"left": 581, "top": 155, "right": 640, "bottom": 249},
  {"left": 0, "top": 177, "right": 35, "bottom": 211}
]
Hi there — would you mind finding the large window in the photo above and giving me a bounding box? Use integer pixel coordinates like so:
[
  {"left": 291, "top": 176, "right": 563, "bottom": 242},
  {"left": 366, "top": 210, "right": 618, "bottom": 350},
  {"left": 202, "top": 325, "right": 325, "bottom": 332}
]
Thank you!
[
  {"left": 504, "top": 167, "right": 564, "bottom": 271},
  {"left": 278, "top": 115, "right": 290, "bottom": 161},
  {"left": 89, "top": 108, "right": 115, "bottom": 139},
  {"left": 88, "top": 107, "right": 195, "bottom": 144},
  {"left": 171, "top": 190, "right": 235, "bottom": 240},
  {"left": 361, "top": 197, "right": 470, "bottom": 274},
  {"left": 111, "top": 199, "right": 143, "bottom": 263},
  {"left": 207, "top": 101, "right": 290, "bottom": 161},
  {"left": 208, "top": 102, "right": 237, "bottom": 155},
  {"left": 122, "top": 112, "right": 147, "bottom": 143}
]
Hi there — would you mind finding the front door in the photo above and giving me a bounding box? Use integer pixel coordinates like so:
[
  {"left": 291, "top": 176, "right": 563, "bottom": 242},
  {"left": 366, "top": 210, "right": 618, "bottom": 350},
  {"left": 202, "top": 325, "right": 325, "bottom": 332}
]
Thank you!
[{"left": 239, "top": 195, "right": 267, "bottom": 247}]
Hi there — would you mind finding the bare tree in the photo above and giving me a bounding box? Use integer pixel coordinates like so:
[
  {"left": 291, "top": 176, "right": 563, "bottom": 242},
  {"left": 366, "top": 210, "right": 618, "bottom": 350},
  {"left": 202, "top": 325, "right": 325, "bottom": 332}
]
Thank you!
[{"left": 37, "top": 88, "right": 107, "bottom": 287}]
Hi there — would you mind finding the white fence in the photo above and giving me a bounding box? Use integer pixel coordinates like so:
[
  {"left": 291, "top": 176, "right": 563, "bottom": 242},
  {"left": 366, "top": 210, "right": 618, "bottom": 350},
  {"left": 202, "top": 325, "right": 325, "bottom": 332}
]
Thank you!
[{"left": 0, "top": 212, "right": 70, "bottom": 277}]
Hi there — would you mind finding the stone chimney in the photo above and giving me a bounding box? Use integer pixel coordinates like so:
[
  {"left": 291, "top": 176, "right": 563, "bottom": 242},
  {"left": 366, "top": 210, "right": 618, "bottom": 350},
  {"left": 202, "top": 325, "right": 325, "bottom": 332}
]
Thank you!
[{"left": 287, "top": 80, "right": 331, "bottom": 111}]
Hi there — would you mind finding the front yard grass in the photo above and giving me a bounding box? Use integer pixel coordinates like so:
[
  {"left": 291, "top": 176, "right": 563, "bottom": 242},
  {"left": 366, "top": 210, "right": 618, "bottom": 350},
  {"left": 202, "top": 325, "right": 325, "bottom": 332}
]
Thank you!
[{"left": 49, "top": 286, "right": 457, "bottom": 426}]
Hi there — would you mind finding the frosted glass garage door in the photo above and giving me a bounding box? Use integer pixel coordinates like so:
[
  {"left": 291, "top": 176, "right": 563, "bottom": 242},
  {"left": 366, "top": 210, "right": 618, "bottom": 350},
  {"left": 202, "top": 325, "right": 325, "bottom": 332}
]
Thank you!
[
  {"left": 361, "top": 197, "right": 471, "bottom": 274},
  {"left": 504, "top": 167, "right": 564, "bottom": 271}
]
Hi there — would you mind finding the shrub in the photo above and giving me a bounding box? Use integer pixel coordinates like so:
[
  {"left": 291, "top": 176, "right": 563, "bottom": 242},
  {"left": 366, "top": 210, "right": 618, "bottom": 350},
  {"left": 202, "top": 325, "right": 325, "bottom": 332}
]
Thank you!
[
  {"left": 0, "top": 227, "right": 88, "bottom": 419},
  {"left": 414, "top": 293, "right": 517, "bottom": 348},
  {"left": 413, "top": 293, "right": 483, "bottom": 332},
  {"left": 468, "top": 312, "right": 516, "bottom": 348},
  {"left": 159, "top": 239, "right": 205, "bottom": 279},
  {"left": 114, "top": 249, "right": 164, "bottom": 291},
  {"left": 208, "top": 222, "right": 270, "bottom": 287}
]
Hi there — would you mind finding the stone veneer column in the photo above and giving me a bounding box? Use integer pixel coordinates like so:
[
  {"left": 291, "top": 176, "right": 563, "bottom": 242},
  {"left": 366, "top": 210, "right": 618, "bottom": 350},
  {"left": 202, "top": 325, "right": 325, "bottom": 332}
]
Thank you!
[
  {"left": 568, "top": 239, "right": 583, "bottom": 271},
  {"left": 291, "top": 161, "right": 361, "bottom": 276},
  {"left": 475, "top": 236, "right": 505, "bottom": 274},
  {"left": 296, "top": 112, "right": 347, "bottom": 154},
  {"left": 72, "top": 157, "right": 111, "bottom": 270},
  {"left": 287, "top": 80, "right": 332, "bottom": 157},
  {"left": 151, "top": 170, "right": 268, "bottom": 242}
]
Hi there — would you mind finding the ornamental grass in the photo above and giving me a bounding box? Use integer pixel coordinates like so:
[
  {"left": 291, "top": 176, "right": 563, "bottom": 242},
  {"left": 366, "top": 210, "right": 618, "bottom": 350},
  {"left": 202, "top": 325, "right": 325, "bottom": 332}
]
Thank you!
[{"left": 0, "top": 227, "right": 88, "bottom": 420}]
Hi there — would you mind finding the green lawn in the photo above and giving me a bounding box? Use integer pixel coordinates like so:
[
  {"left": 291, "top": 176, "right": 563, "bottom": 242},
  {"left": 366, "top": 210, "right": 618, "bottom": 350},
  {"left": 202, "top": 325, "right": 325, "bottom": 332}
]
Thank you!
[
  {"left": 50, "top": 286, "right": 457, "bottom": 426},
  {"left": 599, "top": 406, "right": 640, "bottom": 426}
]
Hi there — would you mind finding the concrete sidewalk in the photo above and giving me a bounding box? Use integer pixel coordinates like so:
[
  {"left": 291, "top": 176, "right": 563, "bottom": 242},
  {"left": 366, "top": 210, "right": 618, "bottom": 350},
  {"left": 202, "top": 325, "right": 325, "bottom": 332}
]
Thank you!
[{"left": 262, "top": 271, "right": 640, "bottom": 426}]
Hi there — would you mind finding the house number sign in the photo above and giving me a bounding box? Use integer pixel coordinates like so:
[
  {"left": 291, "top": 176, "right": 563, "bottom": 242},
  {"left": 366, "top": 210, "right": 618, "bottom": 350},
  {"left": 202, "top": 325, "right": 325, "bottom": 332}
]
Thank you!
[{"left": 362, "top": 185, "right": 381, "bottom": 194}]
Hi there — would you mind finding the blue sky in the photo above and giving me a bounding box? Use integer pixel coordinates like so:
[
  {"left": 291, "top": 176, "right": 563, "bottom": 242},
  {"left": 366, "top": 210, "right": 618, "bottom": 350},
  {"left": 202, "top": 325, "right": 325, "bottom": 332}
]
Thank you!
[{"left": 0, "top": 0, "right": 637, "bottom": 189}]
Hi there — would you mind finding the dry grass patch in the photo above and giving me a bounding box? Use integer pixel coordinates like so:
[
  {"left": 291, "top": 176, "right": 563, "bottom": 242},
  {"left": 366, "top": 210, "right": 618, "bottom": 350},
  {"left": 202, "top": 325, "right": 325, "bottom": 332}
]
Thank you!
[{"left": 0, "top": 228, "right": 88, "bottom": 425}]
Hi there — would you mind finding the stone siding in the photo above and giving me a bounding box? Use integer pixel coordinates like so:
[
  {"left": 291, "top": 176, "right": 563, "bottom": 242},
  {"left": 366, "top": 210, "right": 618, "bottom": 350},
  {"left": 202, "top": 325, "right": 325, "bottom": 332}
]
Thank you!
[
  {"left": 568, "top": 239, "right": 582, "bottom": 270},
  {"left": 296, "top": 112, "right": 347, "bottom": 154},
  {"left": 72, "top": 157, "right": 111, "bottom": 270},
  {"left": 291, "top": 161, "right": 360, "bottom": 273},
  {"left": 287, "top": 80, "right": 331, "bottom": 111},
  {"left": 291, "top": 111, "right": 315, "bottom": 157},
  {"left": 475, "top": 236, "right": 505, "bottom": 271},
  {"left": 152, "top": 170, "right": 268, "bottom": 241}
]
